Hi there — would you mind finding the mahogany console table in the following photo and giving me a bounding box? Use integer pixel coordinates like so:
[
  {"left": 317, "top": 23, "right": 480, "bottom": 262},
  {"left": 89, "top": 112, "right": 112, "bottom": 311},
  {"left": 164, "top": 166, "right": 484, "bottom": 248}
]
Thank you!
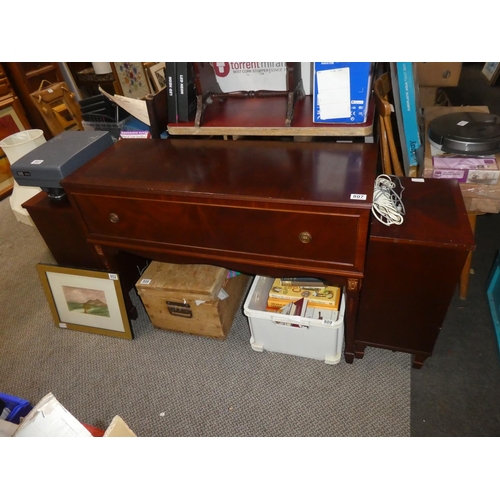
[{"left": 51, "top": 139, "right": 377, "bottom": 364}]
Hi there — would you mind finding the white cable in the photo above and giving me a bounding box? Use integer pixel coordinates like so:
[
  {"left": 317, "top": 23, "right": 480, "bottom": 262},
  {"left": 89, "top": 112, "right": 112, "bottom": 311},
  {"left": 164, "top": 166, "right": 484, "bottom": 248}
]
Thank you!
[{"left": 371, "top": 174, "right": 405, "bottom": 226}]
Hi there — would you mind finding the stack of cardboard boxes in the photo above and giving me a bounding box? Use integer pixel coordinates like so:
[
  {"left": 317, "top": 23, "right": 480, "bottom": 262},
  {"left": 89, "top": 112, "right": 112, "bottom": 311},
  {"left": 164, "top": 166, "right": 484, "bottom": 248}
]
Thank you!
[{"left": 417, "top": 62, "right": 463, "bottom": 107}]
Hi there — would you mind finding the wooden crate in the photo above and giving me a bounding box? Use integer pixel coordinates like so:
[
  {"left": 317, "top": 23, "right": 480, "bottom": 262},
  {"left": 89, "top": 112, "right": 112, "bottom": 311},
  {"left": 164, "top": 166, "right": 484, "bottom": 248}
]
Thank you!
[{"left": 136, "top": 262, "right": 250, "bottom": 340}]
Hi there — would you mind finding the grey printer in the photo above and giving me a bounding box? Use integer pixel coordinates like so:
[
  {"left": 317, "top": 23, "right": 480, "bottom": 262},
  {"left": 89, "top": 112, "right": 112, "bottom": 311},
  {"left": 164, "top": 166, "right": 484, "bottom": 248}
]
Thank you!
[{"left": 10, "top": 130, "right": 113, "bottom": 199}]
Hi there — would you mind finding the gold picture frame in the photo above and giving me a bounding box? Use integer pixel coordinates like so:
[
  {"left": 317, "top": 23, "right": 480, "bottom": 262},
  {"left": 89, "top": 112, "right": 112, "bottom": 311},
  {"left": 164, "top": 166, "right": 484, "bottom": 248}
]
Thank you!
[
  {"left": 37, "top": 264, "right": 133, "bottom": 340},
  {"left": 481, "top": 63, "right": 500, "bottom": 86},
  {"left": 148, "top": 62, "right": 167, "bottom": 94},
  {"left": 112, "top": 62, "right": 151, "bottom": 99}
]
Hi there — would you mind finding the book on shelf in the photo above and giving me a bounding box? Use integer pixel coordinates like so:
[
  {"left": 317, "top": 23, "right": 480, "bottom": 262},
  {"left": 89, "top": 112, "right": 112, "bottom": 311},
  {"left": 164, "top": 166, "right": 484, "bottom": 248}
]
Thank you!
[
  {"left": 176, "top": 62, "right": 197, "bottom": 122},
  {"left": 166, "top": 62, "right": 178, "bottom": 124}
]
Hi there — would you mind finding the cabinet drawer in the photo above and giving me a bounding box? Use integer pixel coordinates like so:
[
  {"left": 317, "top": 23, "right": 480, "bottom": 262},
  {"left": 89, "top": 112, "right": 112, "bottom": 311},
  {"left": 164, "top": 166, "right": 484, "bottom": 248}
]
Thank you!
[{"left": 73, "top": 194, "right": 369, "bottom": 274}]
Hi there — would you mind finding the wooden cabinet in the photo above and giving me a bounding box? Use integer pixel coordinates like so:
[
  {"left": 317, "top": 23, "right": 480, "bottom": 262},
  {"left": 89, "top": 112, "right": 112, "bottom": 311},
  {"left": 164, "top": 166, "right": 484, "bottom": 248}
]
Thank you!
[
  {"left": 22, "top": 191, "right": 104, "bottom": 270},
  {"left": 0, "top": 63, "right": 32, "bottom": 198},
  {"left": 354, "top": 177, "right": 476, "bottom": 368},
  {"left": 3, "top": 62, "right": 65, "bottom": 139}
]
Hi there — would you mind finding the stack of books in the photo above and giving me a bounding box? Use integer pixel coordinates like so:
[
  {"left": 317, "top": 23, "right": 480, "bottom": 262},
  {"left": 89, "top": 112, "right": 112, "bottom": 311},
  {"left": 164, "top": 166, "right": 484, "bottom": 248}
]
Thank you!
[
  {"left": 165, "top": 62, "right": 197, "bottom": 123},
  {"left": 267, "top": 278, "right": 342, "bottom": 323}
]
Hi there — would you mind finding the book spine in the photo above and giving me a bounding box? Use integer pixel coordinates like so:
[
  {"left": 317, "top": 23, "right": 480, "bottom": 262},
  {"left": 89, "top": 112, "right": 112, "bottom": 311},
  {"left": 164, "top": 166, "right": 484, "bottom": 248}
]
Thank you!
[
  {"left": 166, "top": 62, "right": 178, "bottom": 123},
  {"left": 177, "top": 62, "right": 197, "bottom": 122},
  {"left": 267, "top": 297, "right": 339, "bottom": 310},
  {"left": 396, "top": 62, "right": 421, "bottom": 167},
  {"left": 177, "top": 62, "right": 189, "bottom": 122},
  {"left": 280, "top": 278, "right": 326, "bottom": 287},
  {"left": 268, "top": 287, "right": 340, "bottom": 307}
]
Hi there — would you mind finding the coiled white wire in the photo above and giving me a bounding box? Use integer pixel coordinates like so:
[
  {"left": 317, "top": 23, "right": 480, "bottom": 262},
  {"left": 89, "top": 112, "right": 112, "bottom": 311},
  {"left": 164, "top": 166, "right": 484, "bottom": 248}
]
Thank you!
[{"left": 371, "top": 174, "right": 405, "bottom": 226}]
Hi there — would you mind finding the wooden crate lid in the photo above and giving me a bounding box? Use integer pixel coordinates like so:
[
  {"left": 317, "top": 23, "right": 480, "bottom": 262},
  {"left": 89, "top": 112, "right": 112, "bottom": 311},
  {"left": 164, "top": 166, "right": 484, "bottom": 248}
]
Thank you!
[{"left": 136, "top": 262, "right": 227, "bottom": 301}]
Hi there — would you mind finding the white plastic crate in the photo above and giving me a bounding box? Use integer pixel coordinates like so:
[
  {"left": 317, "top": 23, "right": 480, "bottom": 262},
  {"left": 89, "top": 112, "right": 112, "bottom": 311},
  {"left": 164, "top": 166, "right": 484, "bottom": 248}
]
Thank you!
[{"left": 243, "top": 276, "right": 345, "bottom": 364}]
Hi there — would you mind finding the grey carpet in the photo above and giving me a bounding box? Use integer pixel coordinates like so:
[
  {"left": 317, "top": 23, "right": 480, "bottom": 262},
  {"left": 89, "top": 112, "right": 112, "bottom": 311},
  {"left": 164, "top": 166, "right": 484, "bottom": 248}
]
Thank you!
[
  {"left": 0, "top": 197, "right": 411, "bottom": 436},
  {"left": 411, "top": 212, "right": 500, "bottom": 436}
]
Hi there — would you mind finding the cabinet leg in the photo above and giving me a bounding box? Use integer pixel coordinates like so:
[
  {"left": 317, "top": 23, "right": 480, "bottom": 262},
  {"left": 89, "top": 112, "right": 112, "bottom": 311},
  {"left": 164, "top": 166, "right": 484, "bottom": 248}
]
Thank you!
[
  {"left": 344, "top": 351, "right": 355, "bottom": 364},
  {"left": 354, "top": 344, "right": 366, "bottom": 359},
  {"left": 344, "top": 277, "right": 361, "bottom": 365},
  {"left": 412, "top": 354, "right": 429, "bottom": 369}
]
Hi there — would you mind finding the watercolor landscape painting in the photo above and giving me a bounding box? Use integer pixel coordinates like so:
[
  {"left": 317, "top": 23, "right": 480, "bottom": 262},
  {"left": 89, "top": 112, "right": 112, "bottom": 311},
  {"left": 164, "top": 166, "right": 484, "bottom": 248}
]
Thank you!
[{"left": 62, "top": 285, "right": 110, "bottom": 317}]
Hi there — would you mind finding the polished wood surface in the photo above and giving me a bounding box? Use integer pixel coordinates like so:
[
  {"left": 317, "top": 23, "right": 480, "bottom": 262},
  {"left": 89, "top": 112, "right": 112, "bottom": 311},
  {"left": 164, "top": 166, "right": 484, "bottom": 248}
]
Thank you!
[
  {"left": 61, "top": 138, "right": 379, "bottom": 362},
  {"left": 355, "top": 177, "right": 476, "bottom": 368},
  {"left": 22, "top": 191, "right": 105, "bottom": 270}
]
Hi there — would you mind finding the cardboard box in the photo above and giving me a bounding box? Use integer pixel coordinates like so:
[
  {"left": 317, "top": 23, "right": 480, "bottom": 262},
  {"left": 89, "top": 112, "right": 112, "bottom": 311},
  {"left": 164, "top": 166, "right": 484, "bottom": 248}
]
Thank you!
[
  {"left": 209, "top": 62, "right": 313, "bottom": 94},
  {"left": 9, "top": 392, "right": 137, "bottom": 437},
  {"left": 419, "top": 86, "right": 438, "bottom": 107},
  {"left": 104, "top": 415, "right": 137, "bottom": 437},
  {"left": 416, "top": 63, "right": 462, "bottom": 87},
  {"left": 136, "top": 262, "right": 250, "bottom": 340},
  {"left": 432, "top": 156, "right": 500, "bottom": 185},
  {"left": 313, "top": 62, "right": 372, "bottom": 123}
]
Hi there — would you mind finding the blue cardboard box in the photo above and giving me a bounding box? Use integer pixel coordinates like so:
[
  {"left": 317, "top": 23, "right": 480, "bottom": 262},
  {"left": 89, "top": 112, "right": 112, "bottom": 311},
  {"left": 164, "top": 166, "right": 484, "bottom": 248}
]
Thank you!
[{"left": 313, "top": 62, "right": 372, "bottom": 124}]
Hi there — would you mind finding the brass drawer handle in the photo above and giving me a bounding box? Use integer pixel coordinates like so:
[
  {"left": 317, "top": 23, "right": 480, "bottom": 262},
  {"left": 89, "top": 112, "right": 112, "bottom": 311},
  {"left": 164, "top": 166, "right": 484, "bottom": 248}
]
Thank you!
[
  {"left": 109, "top": 213, "right": 120, "bottom": 224},
  {"left": 298, "top": 231, "right": 312, "bottom": 244}
]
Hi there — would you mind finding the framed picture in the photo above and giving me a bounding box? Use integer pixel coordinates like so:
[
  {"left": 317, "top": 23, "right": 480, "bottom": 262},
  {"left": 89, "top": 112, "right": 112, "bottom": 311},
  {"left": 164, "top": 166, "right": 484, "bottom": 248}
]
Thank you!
[
  {"left": 148, "top": 62, "right": 167, "bottom": 94},
  {"left": 37, "top": 264, "right": 133, "bottom": 340},
  {"left": 0, "top": 97, "right": 30, "bottom": 196},
  {"left": 112, "top": 62, "right": 151, "bottom": 99},
  {"left": 481, "top": 63, "right": 500, "bottom": 86}
]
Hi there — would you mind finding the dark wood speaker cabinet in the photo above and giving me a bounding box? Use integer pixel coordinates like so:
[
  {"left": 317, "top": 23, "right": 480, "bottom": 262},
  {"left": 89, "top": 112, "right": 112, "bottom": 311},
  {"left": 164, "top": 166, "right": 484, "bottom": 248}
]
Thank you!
[{"left": 354, "top": 177, "right": 475, "bottom": 368}]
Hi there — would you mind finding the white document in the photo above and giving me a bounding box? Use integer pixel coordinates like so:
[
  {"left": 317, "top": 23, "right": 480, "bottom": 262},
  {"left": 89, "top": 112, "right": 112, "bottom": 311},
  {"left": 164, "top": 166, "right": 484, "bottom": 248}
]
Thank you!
[
  {"left": 316, "top": 67, "right": 351, "bottom": 120},
  {"left": 98, "top": 86, "right": 150, "bottom": 126},
  {"left": 13, "top": 392, "right": 92, "bottom": 437}
]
